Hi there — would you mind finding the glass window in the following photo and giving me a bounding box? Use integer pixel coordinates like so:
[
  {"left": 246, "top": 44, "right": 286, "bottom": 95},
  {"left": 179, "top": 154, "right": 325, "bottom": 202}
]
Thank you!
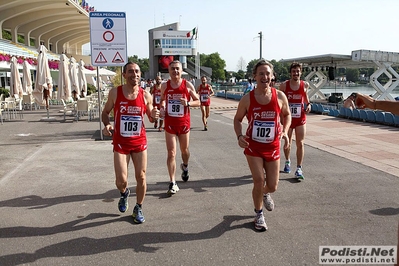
[{"left": 159, "top": 38, "right": 196, "bottom": 49}]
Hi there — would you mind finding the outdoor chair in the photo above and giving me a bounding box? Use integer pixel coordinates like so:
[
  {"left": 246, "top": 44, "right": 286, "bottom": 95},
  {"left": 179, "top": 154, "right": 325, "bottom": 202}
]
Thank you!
[
  {"left": 22, "top": 94, "right": 36, "bottom": 110},
  {"left": 3, "top": 97, "right": 16, "bottom": 120},
  {"left": 0, "top": 106, "right": 3, "bottom": 124},
  {"left": 60, "top": 99, "right": 76, "bottom": 121},
  {"left": 14, "top": 97, "right": 23, "bottom": 119},
  {"left": 76, "top": 98, "right": 93, "bottom": 121}
]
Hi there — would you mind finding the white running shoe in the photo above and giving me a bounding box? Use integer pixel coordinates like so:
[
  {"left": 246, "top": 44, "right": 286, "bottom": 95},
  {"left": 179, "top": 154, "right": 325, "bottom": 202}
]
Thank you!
[
  {"left": 254, "top": 211, "right": 268, "bottom": 231},
  {"left": 167, "top": 182, "right": 179, "bottom": 195},
  {"left": 263, "top": 193, "right": 274, "bottom": 211}
]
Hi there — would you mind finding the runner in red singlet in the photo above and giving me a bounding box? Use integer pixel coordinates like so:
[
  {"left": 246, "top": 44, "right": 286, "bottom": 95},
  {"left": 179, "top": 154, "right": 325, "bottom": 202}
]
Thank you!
[
  {"left": 279, "top": 62, "right": 311, "bottom": 180},
  {"left": 234, "top": 59, "right": 291, "bottom": 231},
  {"left": 102, "top": 62, "right": 159, "bottom": 224},
  {"left": 159, "top": 60, "right": 200, "bottom": 196},
  {"left": 150, "top": 76, "right": 164, "bottom": 131},
  {"left": 196, "top": 76, "right": 214, "bottom": 131}
]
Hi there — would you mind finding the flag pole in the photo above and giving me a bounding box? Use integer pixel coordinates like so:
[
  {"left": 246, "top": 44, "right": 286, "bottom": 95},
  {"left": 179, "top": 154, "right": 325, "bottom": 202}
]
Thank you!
[{"left": 195, "top": 26, "right": 200, "bottom": 80}]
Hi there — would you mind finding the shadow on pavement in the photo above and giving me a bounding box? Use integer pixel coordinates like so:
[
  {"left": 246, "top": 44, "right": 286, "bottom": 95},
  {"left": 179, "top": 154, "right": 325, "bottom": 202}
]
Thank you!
[
  {"left": 369, "top": 207, "right": 399, "bottom": 216},
  {"left": 0, "top": 215, "right": 253, "bottom": 265}
]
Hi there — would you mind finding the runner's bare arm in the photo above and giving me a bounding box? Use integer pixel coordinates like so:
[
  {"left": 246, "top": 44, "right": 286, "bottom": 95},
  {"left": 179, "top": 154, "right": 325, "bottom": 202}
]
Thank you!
[
  {"left": 233, "top": 94, "right": 250, "bottom": 148},
  {"left": 278, "top": 90, "right": 291, "bottom": 149},
  {"left": 209, "top": 85, "right": 215, "bottom": 97},
  {"left": 186, "top": 81, "right": 200, "bottom": 107},
  {"left": 101, "top": 87, "right": 117, "bottom": 135}
]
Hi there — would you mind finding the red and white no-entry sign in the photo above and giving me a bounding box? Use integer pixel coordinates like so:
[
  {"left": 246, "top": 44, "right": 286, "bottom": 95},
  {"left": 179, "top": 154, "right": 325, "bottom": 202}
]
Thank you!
[{"left": 103, "top": 31, "right": 115, "bottom": 42}]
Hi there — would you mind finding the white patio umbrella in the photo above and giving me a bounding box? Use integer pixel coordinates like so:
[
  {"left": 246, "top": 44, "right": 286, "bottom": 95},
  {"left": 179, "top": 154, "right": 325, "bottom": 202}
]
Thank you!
[
  {"left": 78, "top": 59, "right": 87, "bottom": 97},
  {"left": 69, "top": 56, "right": 79, "bottom": 100},
  {"left": 98, "top": 67, "right": 116, "bottom": 76},
  {"left": 10, "top": 56, "right": 23, "bottom": 98},
  {"left": 22, "top": 60, "right": 33, "bottom": 94},
  {"left": 57, "top": 54, "right": 71, "bottom": 101},
  {"left": 33, "top": 44, "right": 53, "bottom": 114}
]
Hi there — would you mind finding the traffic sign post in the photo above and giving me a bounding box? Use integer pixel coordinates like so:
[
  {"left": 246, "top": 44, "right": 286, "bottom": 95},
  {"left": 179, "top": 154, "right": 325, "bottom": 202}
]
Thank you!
[
  {"left": 89, "top": 11, "right": 127, "bottom": 140},
  {"left": 89, "top": 12, "right": 127, "bottom": 67}
]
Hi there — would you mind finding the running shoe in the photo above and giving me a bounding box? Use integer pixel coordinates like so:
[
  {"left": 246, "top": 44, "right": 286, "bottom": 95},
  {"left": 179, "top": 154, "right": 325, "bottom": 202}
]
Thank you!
[
  {"left": 263, "top": 193, "right": 274, "bottom": 211},
  {"left": 118, "top": 188, "right": 130, "bottom": 213},
  {"left": 283, "top": 161, "right": 291, "bottom": 173},
  {"left": 180, "top": 163, "right": 189, "bottom": 182},
  {"left": 254, "top": 211, "right": 268, "bottom": 231},
  {"left": 295, "top": 167, "right": 305, "bottom": 180},
  {"left": 132, "top": 204, "right": 145, "bottom": 224},
  {"left": 167, "top": 182, "right": 179, "bottom": 195}
]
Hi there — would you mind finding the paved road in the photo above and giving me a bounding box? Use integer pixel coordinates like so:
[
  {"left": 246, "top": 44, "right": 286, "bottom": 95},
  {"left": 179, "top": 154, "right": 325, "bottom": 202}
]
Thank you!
[{"left": 0, "top": 99, "right": 398, "bottom": 265}]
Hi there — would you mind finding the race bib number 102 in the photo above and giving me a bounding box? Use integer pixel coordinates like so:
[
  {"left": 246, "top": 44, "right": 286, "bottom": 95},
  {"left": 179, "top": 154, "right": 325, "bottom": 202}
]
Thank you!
[{"left": 252, "top": 120, "right": 275, "bottom": 143}]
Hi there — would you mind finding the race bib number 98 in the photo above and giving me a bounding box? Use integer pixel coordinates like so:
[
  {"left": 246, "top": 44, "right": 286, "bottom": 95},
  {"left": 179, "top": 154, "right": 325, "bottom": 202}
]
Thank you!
[
  {"left": 252, "top": 120, "right": 275, "bottom": 143},
  {"left": 167, "top": 100, "right": 184, "bottom": 117},
  {"left": 120, "top": 115, "right": 142, "bottom": 137}
]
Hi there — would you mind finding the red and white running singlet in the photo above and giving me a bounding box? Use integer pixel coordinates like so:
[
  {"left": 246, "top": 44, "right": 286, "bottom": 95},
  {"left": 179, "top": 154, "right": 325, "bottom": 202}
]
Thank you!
[
  {"left": 152, "top": 85, "right": 162, "bottom": 109},
  {"left": 283, "top": 80, "right": 307, "bottom": 127},
  {"left": 112, "top": 86, "right": 147, "bottom": 146},
  {"left": 163, "top": 79, "right": 191, "bottom": 127},
  {"left": 245, "top": 88, "right": 281, "bottom": 150},
  {"left": 198, "top": 84, "right": 211, "bottom": 106}
]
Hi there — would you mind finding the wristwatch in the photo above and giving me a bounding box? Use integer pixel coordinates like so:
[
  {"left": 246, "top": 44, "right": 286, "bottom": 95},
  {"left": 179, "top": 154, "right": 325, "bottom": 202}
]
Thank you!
[{"left": 187, "top": 101, "right": 190, "bottom": 107}]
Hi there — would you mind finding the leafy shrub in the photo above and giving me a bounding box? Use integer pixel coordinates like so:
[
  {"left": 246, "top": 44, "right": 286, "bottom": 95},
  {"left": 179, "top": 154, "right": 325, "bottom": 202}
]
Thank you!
[
  {"left": 87, "top": 84, "right": 96, "bottom": 95},
  {"left": 0, "top": 87, "right": 10, "bottom": 98}
]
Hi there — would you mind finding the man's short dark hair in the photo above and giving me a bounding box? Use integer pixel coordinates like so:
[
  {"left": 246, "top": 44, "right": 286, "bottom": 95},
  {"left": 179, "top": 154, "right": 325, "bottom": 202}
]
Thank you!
[{"left": 289, "top": 62, "right": 302, "bottom": 72}]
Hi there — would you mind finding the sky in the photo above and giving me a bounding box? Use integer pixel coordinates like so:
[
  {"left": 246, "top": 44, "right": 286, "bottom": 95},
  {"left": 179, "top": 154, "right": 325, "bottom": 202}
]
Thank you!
[{"left": 84, "top": 0, "right": 399, "bottom": 71}]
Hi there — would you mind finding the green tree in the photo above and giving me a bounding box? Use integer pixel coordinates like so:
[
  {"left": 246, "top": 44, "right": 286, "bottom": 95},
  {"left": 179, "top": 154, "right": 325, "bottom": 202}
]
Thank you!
[
  {"left": 128, "top": 55, "right": 149, "bottom": 76},
  {"left": 246, "top": 59, "right": 258, "bottom": 78},
  {"left": 247, "top": 59, "right": 290, "bottom": 81},
  {"left": 224, "top": 70, "right": 233, "bottom": 82},
  {"left": 200, "top": 52, "right": 226, "bottom": 81},
  {"left": 345, "top": 68, "right": 359, "bottom": 82},
  {"left": 108, "top": 55, "right": 150, "bottom": 78},
  {"left": 2, "top": 30, "right": 34, "bottom": 46},
  {"left": 272, "top": 60, "right": 290, "bottom": 82},
  {"left": 2, "top": 30, "right": 11, "bottom": 40},
  {"left": 111, "top": 67, "right": 122, "bottom": 87},
  {"left": 234, "top": 69, "right": 245, "bottom": 81}
]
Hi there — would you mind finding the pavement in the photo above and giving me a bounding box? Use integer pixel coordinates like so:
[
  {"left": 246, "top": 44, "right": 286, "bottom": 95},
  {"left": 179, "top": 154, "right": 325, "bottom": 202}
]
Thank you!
[{"left": 0, "top": 97, "right": 398, "bottom": 266}]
